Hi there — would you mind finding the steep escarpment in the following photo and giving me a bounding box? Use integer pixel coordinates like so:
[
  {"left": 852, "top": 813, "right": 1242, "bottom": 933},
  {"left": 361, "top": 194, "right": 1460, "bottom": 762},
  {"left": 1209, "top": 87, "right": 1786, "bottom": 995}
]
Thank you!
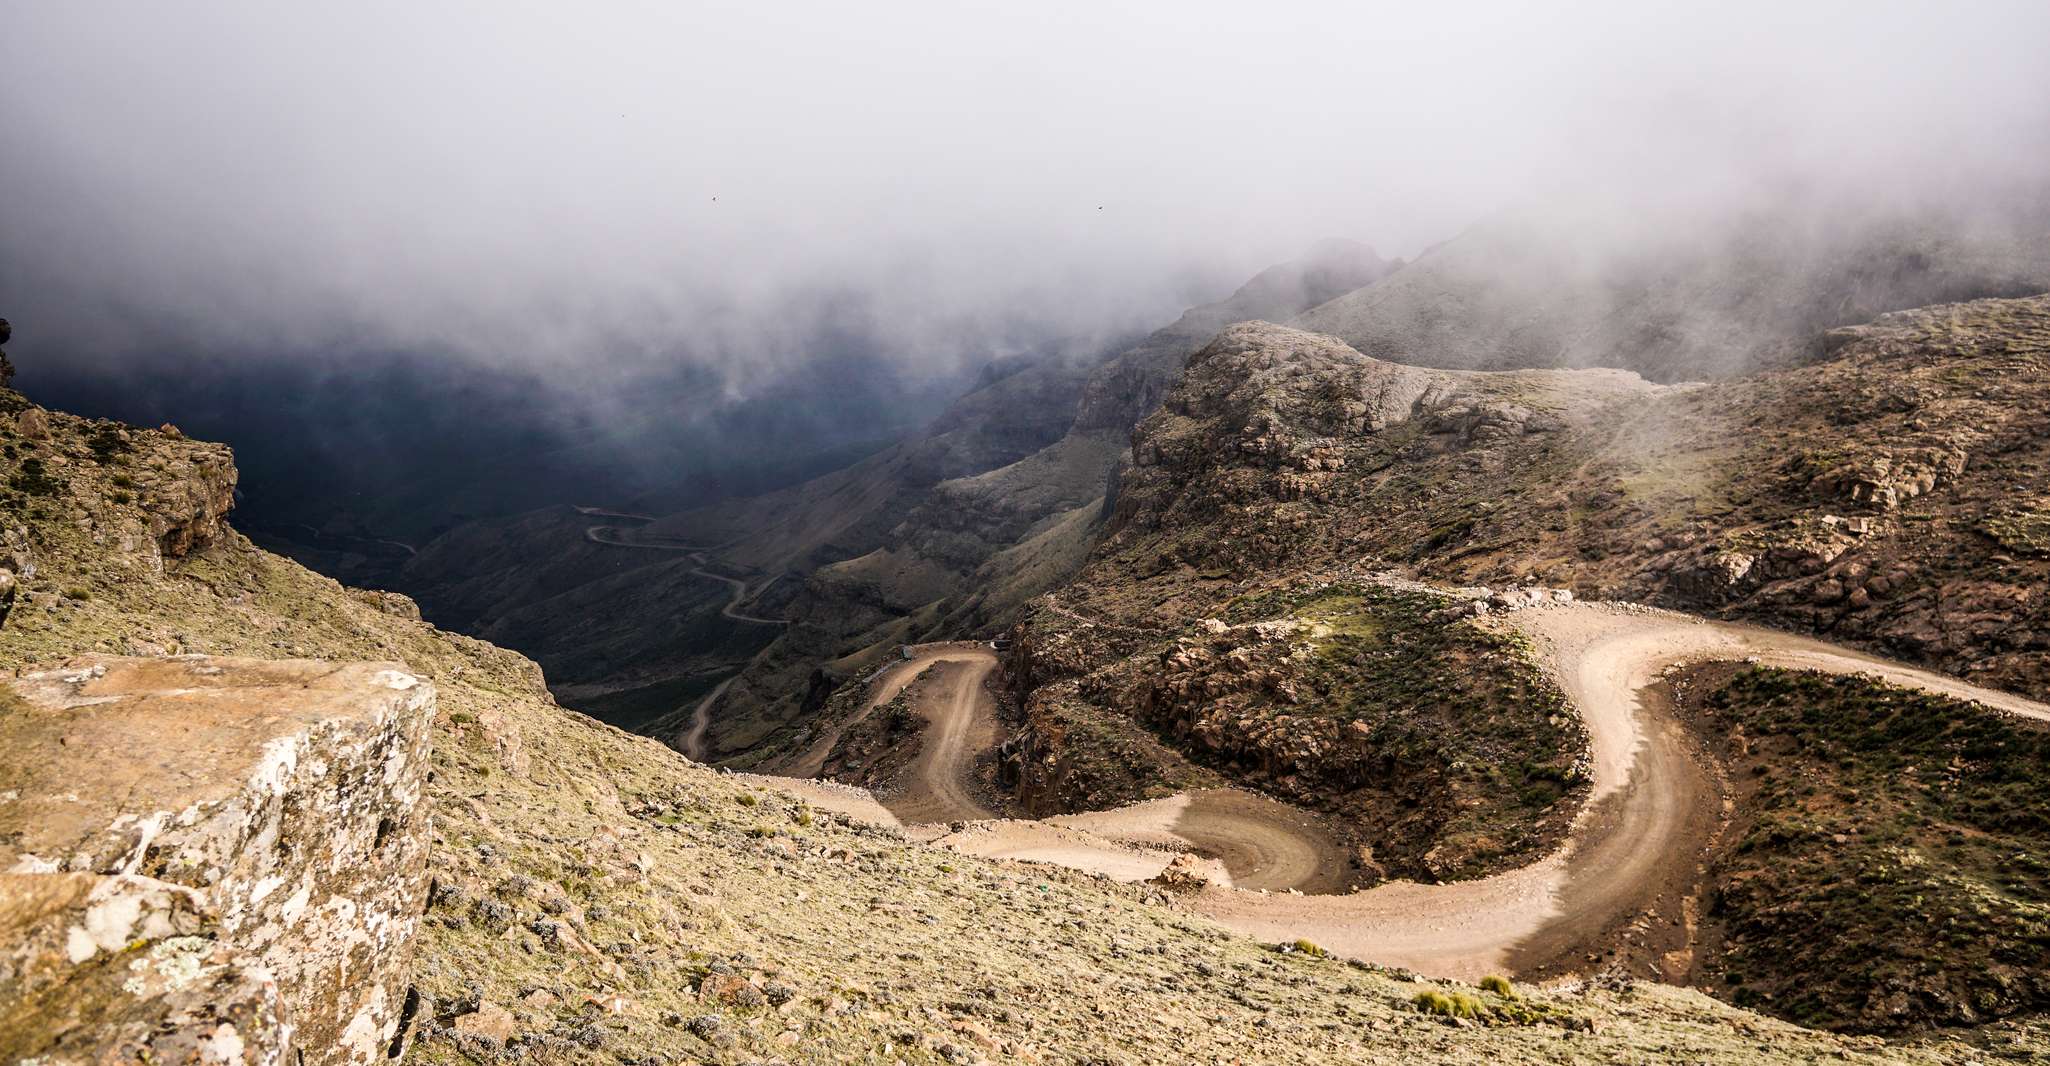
[{"left": 3, "top": 388, "right": 1997, "bottom": 1064}]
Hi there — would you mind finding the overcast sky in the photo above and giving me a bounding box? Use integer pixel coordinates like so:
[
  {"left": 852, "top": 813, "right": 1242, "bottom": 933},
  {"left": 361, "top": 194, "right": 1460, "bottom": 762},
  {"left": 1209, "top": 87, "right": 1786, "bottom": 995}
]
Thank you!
[{"left": 5, "top": 1, "right": 2048, "bottom": 392}]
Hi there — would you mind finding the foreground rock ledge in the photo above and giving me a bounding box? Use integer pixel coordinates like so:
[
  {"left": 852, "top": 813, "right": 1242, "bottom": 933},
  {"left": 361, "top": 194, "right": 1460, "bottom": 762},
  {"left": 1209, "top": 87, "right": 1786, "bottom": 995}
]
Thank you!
[{"left": 0, "top": 655, "right": 436, "bottom": 1066}]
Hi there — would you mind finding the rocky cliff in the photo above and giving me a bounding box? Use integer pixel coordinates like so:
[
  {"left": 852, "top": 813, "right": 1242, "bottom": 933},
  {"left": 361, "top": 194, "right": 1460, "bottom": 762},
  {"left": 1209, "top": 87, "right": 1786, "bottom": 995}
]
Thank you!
[{"left": 1051, "top": 298, "right": 2050, "bottom": 694}]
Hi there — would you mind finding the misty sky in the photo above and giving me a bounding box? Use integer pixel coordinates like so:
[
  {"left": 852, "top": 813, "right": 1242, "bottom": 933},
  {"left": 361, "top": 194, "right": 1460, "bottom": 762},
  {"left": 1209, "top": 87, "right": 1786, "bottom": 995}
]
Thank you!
[{"left": 5, "top": 1, "right": 2050, "bottom": 393}]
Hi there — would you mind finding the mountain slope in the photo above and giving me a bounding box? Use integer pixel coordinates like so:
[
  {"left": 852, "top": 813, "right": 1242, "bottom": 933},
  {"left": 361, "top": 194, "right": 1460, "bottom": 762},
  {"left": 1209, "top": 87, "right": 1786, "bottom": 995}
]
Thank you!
[
  {"left": 4, "top": 387, "right": 2010, "bottom": 1064},
  {"left": 991, "top": 296, "right": 2050, "bottom": 1034},
  {"left": 1064, "top": 297, "right": 2050, "bottom": 693},
  {"left": 391, "top": 242, "right": 1396, "bottom": 757},
  {"left": 1295, "top": 192, "right": 2050, "bottom": 381},
  {"left": 695, "top": 241, "right": 1400, "bottom": 759}
]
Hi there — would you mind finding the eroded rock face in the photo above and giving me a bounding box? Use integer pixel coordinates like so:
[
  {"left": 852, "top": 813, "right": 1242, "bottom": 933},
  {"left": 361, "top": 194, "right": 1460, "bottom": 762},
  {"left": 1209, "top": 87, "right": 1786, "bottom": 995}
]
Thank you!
[
  {"left": 136, "top": 441, "right": 237, "bottom": 560},
  {"left": 0, "top": 655, "right": 436, "bottom": 1066}
]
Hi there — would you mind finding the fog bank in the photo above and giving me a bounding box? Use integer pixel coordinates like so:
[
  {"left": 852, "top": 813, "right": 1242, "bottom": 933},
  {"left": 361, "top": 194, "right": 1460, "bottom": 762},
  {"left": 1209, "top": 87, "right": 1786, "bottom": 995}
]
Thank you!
[{"left": 5, "top": 2, "right": 2048, "bottom": 390}]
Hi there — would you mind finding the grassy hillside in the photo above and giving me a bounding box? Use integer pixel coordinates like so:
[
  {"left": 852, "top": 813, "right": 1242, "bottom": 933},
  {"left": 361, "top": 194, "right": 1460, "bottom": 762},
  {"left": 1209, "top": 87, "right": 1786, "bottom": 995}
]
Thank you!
[{"left": 1682, "top": 665, "right": 2050, "bottom": 1033}]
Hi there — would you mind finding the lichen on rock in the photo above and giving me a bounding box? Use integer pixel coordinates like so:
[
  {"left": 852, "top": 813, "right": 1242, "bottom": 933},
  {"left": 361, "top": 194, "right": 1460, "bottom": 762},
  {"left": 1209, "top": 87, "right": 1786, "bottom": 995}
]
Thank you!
[{"left": 0, "top": 655, "right": 436, "bottom": 1066}]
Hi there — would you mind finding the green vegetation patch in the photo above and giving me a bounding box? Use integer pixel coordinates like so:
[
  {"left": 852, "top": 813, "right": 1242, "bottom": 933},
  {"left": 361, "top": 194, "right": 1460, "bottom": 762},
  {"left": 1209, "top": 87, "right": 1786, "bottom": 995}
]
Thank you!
[
  {"left": 1981, "top": 507, "right": 2050, "bottom": 556},
  {"left": 1701, "top": 667, "right": 2050, "bottom": 1032},
  {"left": 1209, "top": 582, "right": 1587, "bottom": 879},
  {"left": 1034, "top": 694, "right": 1226, "bottom": 809},
  {"left": 1411, "top": 984, "right": 1563, "bottom": 1027}
]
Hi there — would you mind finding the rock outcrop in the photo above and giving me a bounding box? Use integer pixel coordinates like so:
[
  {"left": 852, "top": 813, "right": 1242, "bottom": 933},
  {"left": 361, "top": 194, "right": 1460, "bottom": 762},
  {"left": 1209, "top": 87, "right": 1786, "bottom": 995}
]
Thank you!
[{"left": 1, "top": 656, "right": 436, "bottom": 1066}]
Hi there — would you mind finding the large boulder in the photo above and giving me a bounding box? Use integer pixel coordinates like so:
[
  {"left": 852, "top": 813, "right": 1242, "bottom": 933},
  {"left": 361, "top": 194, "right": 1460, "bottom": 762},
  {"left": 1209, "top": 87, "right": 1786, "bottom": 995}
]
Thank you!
[{"left": 0, "top": 656, "right": 436, "bottom": 1066}]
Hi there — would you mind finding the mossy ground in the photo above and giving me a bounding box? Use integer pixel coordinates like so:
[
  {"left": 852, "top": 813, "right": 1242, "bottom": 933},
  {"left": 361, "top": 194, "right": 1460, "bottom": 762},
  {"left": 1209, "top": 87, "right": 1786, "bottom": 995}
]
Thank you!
[{"left": 1981, "top": 507, "right": 2050, "bottom": 556}]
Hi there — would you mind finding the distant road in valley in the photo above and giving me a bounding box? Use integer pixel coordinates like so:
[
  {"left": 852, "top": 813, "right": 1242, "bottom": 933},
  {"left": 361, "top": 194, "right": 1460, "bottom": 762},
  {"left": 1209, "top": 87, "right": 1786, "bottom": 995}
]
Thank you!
[
  {"left": 580, "top": 524, "right": 788, "bottom": 626},
  {"left": 573, "top": 505, "right": 659, "bottom": 523},
  {"left": 579, "top": 507, "right": 790, "bottom": 761}
]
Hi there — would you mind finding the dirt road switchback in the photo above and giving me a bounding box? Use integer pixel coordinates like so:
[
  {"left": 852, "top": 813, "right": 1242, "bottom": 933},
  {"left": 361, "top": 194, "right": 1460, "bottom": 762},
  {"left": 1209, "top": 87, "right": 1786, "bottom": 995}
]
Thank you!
[{"left": 747, "top": 602, "right": 2050, "bottom": 982}]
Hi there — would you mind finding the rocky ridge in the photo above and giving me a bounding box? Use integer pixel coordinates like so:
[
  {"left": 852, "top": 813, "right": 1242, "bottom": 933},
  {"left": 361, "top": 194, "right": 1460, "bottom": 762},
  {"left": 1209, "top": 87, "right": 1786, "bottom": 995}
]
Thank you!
[{"left": 1056, "top": 298, "right": 2050, "bottom": 694}]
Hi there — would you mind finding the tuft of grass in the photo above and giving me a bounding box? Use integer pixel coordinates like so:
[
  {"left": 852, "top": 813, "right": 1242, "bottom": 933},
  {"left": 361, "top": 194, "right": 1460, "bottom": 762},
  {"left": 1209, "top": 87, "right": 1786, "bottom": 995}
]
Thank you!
[
  {"left": 1289, "top": 938, "right": 1327, "bottom": 958},
  {"left": 735, "top": 792, "right": 759, "bottom": 807},
  {"left": 1479, "top": 974, "right": 1516, "bottom": 998},
  {"left": 1412, "top": 990, "right": 1484, "bottom": 1018}
]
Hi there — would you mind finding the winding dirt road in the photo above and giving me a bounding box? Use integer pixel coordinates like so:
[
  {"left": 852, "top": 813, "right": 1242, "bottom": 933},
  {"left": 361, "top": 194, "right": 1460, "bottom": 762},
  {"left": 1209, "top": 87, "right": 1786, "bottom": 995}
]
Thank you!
[
  {"left": 679, "top": 674, "right": 740, "bottom": 761},
  {"left": 876, "top": 658, "right": 1002, "bottom": 823},
  {"left": 580, "top": 511, "right": 789, "bottom": 760},
  {"left": 943, "top": 789, "right": 1354, "bottom": 894},
  {"left": 582, "top": 525, "right": 788, "bottom": 626},
  {"left": 753, "top": 600, "right": 2050, "bottom": 981},
  {"left": 776, "top": 643, "right": 1001, "bottom": 791}
]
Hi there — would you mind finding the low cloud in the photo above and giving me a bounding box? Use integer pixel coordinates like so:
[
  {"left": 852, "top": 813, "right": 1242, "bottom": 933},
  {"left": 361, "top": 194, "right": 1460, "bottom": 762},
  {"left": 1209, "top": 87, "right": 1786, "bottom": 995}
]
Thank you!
[{"left": 3, "top": 1, "right": 2047, "bottom": 391}]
